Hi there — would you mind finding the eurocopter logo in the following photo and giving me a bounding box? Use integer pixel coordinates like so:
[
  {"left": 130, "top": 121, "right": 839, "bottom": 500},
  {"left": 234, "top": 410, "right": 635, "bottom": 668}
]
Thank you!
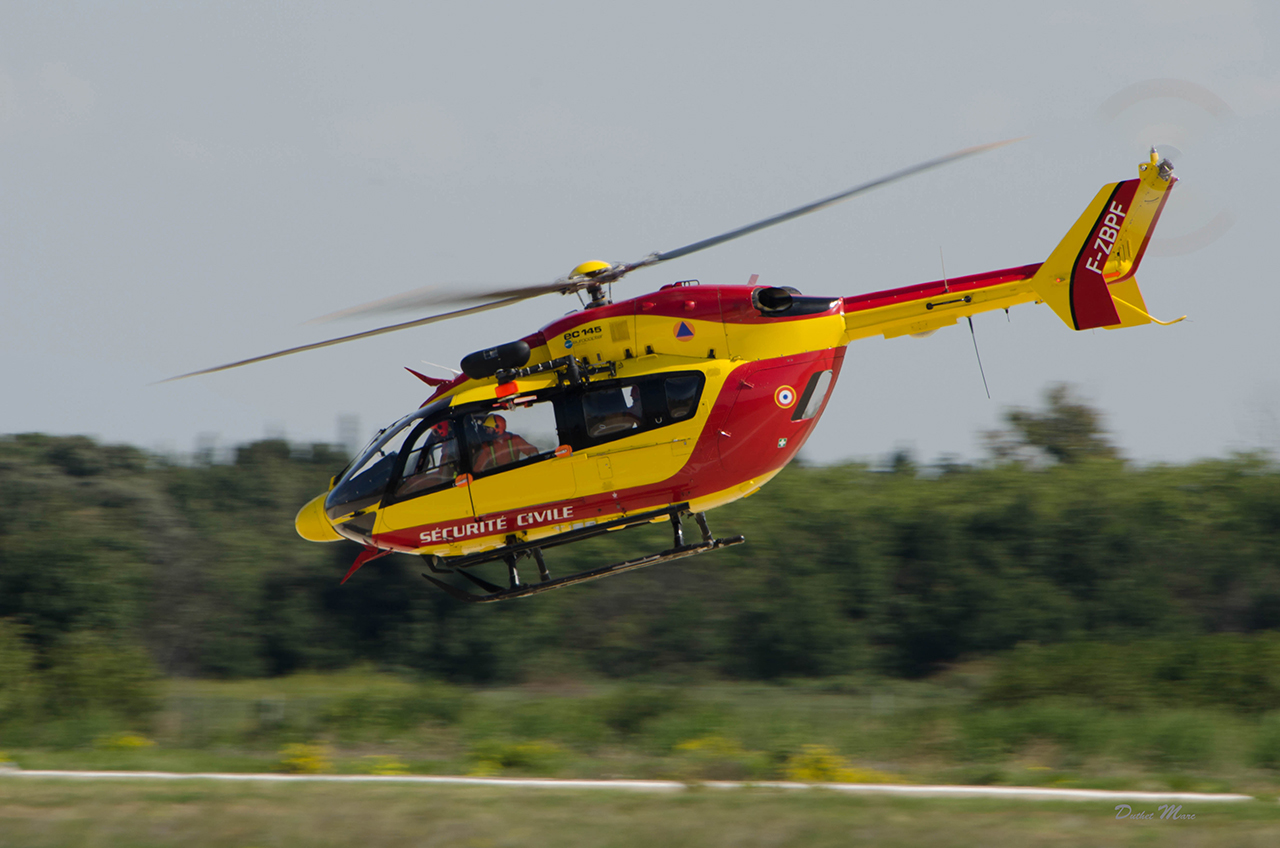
[{"left": 562, "top": 326, "right": 603, "bottom": 349}]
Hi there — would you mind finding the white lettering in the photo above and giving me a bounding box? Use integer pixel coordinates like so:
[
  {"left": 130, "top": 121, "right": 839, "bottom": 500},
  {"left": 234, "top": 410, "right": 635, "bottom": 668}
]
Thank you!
[
  {"left": 1104, "top": 212, "right": 1122, "bottom": 228},
  {"left": 515, "top": 505, "right": 575, "bottom": 528},
  {"left": 1115, "top": 805, "right": 1130, "bottom": 819},
  {"left": 1098, "top": 226, "right": 1118, "bottom": 243},
  {"left": 420, "top": 517, "right": 513, "bottom": 544},
  {"left": 1108, "top": 200, "right": 1127, "bottom": 218},
  {"left": 1086, "top": 257, "right": 1104, "bottom": 274}
]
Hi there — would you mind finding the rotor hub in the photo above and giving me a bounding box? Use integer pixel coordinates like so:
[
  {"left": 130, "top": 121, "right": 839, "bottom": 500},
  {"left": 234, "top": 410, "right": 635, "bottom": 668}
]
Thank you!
[{"left": 571, "top": 260, "right": 613, "bottom": 278}]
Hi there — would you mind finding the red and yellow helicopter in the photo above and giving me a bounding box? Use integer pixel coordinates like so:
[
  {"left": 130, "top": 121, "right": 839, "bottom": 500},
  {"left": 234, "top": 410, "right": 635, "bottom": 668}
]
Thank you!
[{"left": 176, "top": 143, "right": 1180, "bottom": 602}]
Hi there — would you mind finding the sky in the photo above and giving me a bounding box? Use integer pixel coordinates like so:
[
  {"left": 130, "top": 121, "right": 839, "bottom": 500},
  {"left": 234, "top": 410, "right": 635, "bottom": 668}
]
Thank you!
[{"left": 3, "top": 0, "right": 1279, "bottom": 466}]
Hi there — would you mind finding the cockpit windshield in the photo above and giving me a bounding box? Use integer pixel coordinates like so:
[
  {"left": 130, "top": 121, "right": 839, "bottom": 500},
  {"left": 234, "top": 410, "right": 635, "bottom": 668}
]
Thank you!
[{"left": 325, "top": 402, "right": 445, "bottom": 519}]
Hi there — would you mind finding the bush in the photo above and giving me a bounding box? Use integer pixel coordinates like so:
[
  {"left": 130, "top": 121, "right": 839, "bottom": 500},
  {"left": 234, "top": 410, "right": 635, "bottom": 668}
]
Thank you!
[
  {"left": 783, "top": 744, "right": 897, "bottom": 784},
  {"left": 598, "top": 685, "right": 684, "bottom": 737},
  {"left": 318, "top": 683, "right": 468, "bottom": 739},
  {"left": 0, "top": 621, "right": 39, "bottom": 725},
  {"left": 671, "top": 736, "right": 771, "bottom": 781},
  {"left": 1131, "top": 712, "right": 1216, "bottom": 769},
  {"left": 1251, "top": 713, "right": 1280, "bottom": 770},
  {"left": 361, "top": 755, "right": 409, "bottom": 775},
  {"left": 277, "top": 743, "right": 332, "bottom": 774},
  {"left": 468, "top": 740, "right": 566, "bottom": 775},
  {"left": 94, "top": 732, "right": 156, "bottom": 750},
  {"left": 982, "top": 636, "right": 1280, "bottom": 713},
  {"left": 42, "top": 631, "right": 160, "bottom": 722}
]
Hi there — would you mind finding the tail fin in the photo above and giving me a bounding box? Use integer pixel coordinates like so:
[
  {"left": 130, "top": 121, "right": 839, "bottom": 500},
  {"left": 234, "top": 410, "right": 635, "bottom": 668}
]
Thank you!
[{"left": 1031, "top": 150, "right": 1177, "bottom": 330}]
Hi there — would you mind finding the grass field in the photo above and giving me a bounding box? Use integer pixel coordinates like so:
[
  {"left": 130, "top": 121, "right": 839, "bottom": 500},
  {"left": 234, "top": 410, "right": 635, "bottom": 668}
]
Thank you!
[
  {"left": 2, "top": 779, "right": 1279, "bottom": 847},
  {"left": 6, "top": 669, "right": 1280, "bottom": 797}
]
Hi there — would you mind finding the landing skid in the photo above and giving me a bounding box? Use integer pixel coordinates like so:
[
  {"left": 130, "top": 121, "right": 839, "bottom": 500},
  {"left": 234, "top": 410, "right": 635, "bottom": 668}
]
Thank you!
[{"left": 420, "top": 509, "right": 744, "bottom": 603}]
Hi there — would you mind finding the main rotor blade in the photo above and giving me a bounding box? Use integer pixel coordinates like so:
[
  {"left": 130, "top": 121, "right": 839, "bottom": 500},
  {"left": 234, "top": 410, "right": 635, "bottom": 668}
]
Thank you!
[
  {"left": 159, "top": 296, "right": 526, "bottom": 382},
  {"left": 310, "top": 281, "right": 567, "bottom": 323},
  {"left": 648, "top": 137, "right": 1024, "bottom": 264},
  {"left": 306, "top": 139, "right": 1022, "bottom": 326}
]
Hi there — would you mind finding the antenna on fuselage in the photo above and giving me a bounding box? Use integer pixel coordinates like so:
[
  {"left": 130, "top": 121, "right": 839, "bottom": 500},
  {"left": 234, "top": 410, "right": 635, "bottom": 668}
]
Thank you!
[{"left": 941, "top": 247, "right": 990, "bottom": 400}]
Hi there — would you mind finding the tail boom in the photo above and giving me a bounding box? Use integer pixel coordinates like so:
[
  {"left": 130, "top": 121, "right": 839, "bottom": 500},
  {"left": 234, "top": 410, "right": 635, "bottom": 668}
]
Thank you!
[
  {"left": 841, "top": 263, "right": 1043, "bottom": 342},
  {"left": 838, "top": 154, "right": 1177, "bottom": 342}
]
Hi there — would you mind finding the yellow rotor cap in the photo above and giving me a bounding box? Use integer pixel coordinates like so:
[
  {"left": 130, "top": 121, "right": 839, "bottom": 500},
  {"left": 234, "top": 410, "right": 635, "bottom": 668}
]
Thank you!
[
  {"left": 571, "top": 260, "right": 613, "bottom": 278},
  {"left": 295, "top": 493, "right": 343, "bottom": 543}
]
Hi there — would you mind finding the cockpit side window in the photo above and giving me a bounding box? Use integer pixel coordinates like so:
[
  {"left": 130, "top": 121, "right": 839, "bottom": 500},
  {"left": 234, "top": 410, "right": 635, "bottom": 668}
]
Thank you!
[
  {"left": 465, "top": 399, "right": 559, "bottom": 476},
  {"left": 395, "top": 420, "right": 461, "bottom": 496}
]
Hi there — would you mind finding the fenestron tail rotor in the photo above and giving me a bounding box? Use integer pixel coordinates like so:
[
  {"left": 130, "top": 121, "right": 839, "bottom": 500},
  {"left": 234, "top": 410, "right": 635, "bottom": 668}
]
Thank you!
[{"left": 165, "top": 138, "right": 1022, "bottom": 381}]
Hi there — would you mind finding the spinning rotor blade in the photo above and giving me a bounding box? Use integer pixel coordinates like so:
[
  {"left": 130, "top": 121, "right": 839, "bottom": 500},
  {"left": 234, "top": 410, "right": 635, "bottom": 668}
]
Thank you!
[
  {"left": 645, "top": 137, "right": 1024, "bottom": 264},
  {"left": 160, "top": 296, "right": 524, "bottom": 382},
  {"left": 310, "top": 282, "right": 565, "bottom": 323},
  {"left": 1096, "top": 79, "right": 1236, "bottom": 256},
  {"left": 316, "top": 138, "right": 1024, "bottom": 322},
  {"left": 167, "top": 138, "right": 1021, "bottom": 381}
]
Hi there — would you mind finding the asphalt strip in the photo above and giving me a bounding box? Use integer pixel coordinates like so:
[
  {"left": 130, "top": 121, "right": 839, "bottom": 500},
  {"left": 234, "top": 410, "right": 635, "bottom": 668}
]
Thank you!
[{"left": 0, "top": 770, "right": 1261, "bottom": 802}]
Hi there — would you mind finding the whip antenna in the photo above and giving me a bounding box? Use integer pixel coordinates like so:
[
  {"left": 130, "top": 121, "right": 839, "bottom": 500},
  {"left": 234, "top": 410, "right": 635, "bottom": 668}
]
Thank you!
[
  {"left": 941, "top": 247, "right": 990, "bottom": 399},
  {"left": 967, "top": 316, "right": 991, "bottom": 399}
]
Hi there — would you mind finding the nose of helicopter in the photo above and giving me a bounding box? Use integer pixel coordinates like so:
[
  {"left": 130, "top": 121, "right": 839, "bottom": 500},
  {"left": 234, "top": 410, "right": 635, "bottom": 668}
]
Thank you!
[{"left": 296, "top": 494, "right": 344, "bottom": 542}]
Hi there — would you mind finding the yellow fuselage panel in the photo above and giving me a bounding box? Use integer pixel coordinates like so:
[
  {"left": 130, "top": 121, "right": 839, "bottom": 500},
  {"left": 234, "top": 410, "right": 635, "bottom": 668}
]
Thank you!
[
  {"left": 726, "top": 312, "right": 847, "bottom": 360},
  {"left": 403, "top": 358, "right": 736, "bottom": 557}
]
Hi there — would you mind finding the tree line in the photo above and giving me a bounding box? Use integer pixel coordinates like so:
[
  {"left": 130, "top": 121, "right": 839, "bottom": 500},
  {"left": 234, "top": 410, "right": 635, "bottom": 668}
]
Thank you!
[{"left": 1, "top": 386, "right": 1278, "bottom": 693}]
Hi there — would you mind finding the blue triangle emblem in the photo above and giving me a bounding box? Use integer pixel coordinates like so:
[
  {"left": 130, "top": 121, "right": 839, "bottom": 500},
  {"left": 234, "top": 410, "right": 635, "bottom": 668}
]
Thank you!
[{"left": 676, "top": 322, "right": 695, "bottom": 339}]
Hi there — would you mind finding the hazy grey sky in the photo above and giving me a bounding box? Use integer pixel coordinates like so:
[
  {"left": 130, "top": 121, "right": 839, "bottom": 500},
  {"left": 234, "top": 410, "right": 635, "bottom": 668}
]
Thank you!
[{"left": 3, "top": 1, "right": 1278, "bottom": 464}]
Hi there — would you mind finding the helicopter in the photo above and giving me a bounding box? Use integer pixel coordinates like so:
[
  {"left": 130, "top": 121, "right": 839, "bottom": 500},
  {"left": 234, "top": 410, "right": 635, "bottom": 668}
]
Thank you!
[{"left": 173, "top": 143, "right": 1180, "bottom": 603}]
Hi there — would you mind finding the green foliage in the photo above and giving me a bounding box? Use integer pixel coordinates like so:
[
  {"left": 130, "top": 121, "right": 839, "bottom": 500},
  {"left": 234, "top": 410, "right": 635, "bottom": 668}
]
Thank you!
[
  {"left": 361, "top": 754, "right": 409, "bottom": 775},
  {"left": 94, "top": 732, "right": 156, "bottom": 750},
  {"left": 276, "top": 742, "right": 331, "bottom": 774},
  {"left": 599, "top": 685, "right": 685, "bottom": 737},
  {"left": 783, "top": 744, "right": 898, "bottom": 783},
  {"left": 671, "top": 735, "right": 772, "bottom": 781},
  {"left": 1134, "top": 711, "right": 1216, "bottom": 768},
  {"left": 0, "top": 620, "right": 39, "bottom": 725},
  {"left": 3, "top": 406, "right": 1280, "bottom": 691},
  {"left": 468, "top": 739, "right": 567, "bottom": 775},
  {"left": 1252, "top": 712, "right": 1280, "bottom": 769},
  {"left": 42, "top": 630, "right": 162, "bottom": 721},
  {"left": 985, "top": 384, "right": 1119, "bottom": 465},
  {"left": 982, "top": 635, "right": 1280, "bottom": 712},
  {"left": 317, "top": 683, "right": 470, "bottom": 740}
]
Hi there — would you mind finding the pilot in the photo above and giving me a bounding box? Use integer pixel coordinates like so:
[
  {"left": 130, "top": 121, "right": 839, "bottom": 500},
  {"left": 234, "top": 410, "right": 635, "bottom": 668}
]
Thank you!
[
  {"left": 397, "top": 421, "right": 459, "bottom": 495},
  {"left": 472, "top": 414, "right": 538, "bottom": 472}
]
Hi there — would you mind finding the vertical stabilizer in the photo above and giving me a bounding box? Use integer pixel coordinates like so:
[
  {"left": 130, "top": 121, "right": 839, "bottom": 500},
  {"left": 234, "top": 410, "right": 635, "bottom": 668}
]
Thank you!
[{"left": 1031, "top": 151, "right": 1176, "bottom": 330}]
